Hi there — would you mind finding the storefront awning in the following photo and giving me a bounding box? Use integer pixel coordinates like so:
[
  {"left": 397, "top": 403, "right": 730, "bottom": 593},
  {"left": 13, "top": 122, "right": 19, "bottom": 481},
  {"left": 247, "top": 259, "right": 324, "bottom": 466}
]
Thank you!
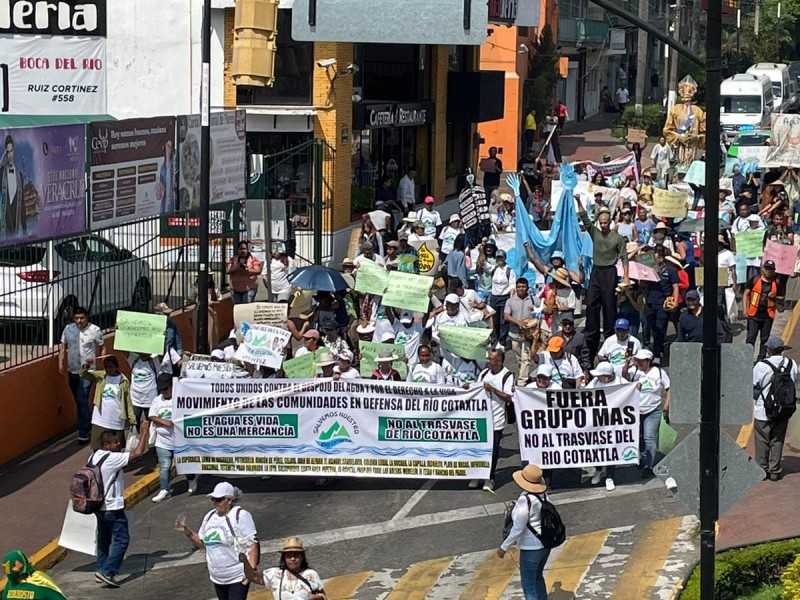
[{"left": 0, "top": 114, "right": 115, "bottom": 128}]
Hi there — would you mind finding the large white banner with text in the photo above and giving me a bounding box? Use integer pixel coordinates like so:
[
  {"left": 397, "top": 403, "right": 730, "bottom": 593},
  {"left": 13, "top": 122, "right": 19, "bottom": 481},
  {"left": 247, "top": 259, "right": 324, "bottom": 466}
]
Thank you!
[
  {"left": 0, "top": 36, "right": 106, "bottom": 114},
  {"left": 514, "top": 383, "right": 640, "bottom": 468},
  {"left": 173, "top": 379, "right": 494, "bottom": 479}
]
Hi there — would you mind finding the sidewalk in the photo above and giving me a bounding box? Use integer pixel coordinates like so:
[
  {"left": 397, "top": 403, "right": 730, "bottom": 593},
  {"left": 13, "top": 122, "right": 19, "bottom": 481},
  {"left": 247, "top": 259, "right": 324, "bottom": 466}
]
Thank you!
[
  {"left": 559, "top": 112, "right": 629, "bottom": 164},
  {"left": 0, "top": 431, "right": 157, "bottom": 561}
]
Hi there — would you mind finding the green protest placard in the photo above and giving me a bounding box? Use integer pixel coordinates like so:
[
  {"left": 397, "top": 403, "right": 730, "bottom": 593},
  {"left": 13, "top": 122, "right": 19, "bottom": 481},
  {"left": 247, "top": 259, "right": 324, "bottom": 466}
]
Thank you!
[
  {"left": 734, "top": 229, "right": 765, "bottom": 258},
  {"left": 635, "top": 251, "right": 656, "bottom": 269},
  {"left": 113, "top": 310, "right": 167, "bottom": 355},
  {"left": 438, "top": 325, "right": 492, "bottom": 360},
  {"left": 358, "top": 341, "right": 408, "bottom": 379},
  {"left": 282, "top": 353, "right": 315, "bottom": 378},
  {"left": 381, "top": 271, "right": 433, "bottom": 314},
  {"left": 354, "top": 258, "right": 389, "bottom": 296}
]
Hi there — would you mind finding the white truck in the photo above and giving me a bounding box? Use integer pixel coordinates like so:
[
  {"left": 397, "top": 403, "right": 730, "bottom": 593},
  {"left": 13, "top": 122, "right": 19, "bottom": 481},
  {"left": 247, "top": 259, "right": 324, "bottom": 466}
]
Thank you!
[
  {"left": 720, "top": 73, "right": 774, "bottom": 135},
  {"left": 746, "top": 62, "right": 792, "bottom": 113}
]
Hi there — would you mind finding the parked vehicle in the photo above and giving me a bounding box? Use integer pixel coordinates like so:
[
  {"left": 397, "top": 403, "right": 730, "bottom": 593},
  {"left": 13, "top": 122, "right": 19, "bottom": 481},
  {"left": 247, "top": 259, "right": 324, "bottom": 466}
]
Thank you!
[
  {"left": 0, "top": 234, "right": 152, "bottom": 340},
  {"left": 788, "top": 79, "right": 800, "bottom": 113},
  {"left": 720, "top": 74, "right": 774, "bottom": 135},
  {"left": 746, "top": 63, "right": 792, "bottom": 113}
]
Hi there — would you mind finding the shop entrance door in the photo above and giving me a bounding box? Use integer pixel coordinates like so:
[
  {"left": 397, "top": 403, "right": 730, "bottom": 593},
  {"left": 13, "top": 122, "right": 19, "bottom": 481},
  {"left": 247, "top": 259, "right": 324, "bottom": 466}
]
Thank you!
[{"left": 376, "top": 127, "right": 417, "bottom": 185}]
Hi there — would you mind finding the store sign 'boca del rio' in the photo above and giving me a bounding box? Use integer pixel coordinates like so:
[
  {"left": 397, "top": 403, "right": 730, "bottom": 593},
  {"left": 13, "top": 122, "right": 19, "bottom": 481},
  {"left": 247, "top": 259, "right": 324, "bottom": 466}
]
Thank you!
[{"left": 367, "top": 104, "right": 431, "bottom": 129}]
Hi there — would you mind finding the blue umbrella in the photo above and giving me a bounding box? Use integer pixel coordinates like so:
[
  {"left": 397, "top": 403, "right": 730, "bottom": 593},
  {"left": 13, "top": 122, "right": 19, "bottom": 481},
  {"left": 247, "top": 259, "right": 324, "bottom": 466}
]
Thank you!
[{"left": 287, "top": 265, "right": 348, "bottom": 293}]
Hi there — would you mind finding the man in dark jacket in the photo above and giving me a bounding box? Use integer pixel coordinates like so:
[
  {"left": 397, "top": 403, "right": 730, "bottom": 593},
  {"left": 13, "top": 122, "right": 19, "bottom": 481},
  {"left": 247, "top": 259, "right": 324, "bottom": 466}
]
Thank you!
[
  {"left": 678, "top": 290, "right": 727, "bottom": 343},
  {"left": 557, "top": 315, "right": 591, "bottom": 380}
]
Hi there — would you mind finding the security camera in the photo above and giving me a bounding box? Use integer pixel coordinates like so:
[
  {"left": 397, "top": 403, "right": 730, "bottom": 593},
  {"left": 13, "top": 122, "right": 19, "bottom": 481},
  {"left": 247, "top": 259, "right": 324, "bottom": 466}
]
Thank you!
[
  {"left": 317, "top": 58, "right": 337, "bottom": 68},
  {"left": 352, "top": 94, "right": 362, "bottom": 103},
  {"left": 345, "top": 63, "right": 360, "bottom": 74}
]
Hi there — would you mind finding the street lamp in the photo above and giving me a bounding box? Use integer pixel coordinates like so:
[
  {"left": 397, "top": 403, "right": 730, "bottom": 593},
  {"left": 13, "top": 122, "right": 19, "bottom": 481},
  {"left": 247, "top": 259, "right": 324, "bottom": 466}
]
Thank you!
[{"left": 196, "top": 0, "right": 212, "bottom": 354}]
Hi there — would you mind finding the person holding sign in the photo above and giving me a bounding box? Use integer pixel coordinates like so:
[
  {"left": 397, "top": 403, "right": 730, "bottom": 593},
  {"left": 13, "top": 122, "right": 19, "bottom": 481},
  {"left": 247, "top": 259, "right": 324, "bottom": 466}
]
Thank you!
[
  {"left": 533, "top": 336, "right": 585, "bottom": 389},
  {"left": 743, "top": 260, "right": 779, "bottom": 360},
  {"left": 333, "top": 349, "right": 359, "bottom": 380},
  {"left": 408, "top": 345, "right": 446, "bottom": 384},
  {"left": 623, "top": 349, "right": 670, "bottom": 478},
  {"left": 430, "top": 294, "right": 473, "bottom": 365},
  {"left": 372, "top": 349, "right": 402, "bottom": 381},
  {"left": 525, "top": 364, "right": 562, "bottom": 390},
  {"left": 227, "top": 241, "right": 263, "bottom": 305},
  {"left": 586, "top": 362, "right": 626, "bottom": 491},
  {"left": 597, "top": 318, "right": 641, "bottom": 377},
  {"left": 83, "top": 356, "right": 135, "bottom": 450},
  {"left": 476, "top": 349, "right": 515, "bottom": 492}
]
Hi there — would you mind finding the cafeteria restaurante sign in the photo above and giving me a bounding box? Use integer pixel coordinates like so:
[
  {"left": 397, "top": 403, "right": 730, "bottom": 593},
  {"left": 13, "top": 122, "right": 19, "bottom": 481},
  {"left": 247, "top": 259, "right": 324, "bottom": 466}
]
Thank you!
[{"left": 368, "top": 104, "right": 430, "bottom": 128}]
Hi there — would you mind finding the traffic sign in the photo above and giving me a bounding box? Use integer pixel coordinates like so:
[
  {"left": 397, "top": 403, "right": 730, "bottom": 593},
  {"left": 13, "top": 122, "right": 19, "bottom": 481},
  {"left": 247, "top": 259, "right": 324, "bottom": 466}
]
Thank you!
[{"left": 654, "top": 428, "right": 765, "bottom": 517}]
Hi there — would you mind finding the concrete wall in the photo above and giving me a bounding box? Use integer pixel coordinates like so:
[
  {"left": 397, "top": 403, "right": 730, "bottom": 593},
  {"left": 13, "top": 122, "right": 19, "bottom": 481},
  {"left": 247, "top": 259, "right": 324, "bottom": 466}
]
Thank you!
[
  {"left": 0, "top": 299, "right": 233, "bottom": 466},
  {"left": 105, "top": 0, "right": 227, "bottom": 118}
]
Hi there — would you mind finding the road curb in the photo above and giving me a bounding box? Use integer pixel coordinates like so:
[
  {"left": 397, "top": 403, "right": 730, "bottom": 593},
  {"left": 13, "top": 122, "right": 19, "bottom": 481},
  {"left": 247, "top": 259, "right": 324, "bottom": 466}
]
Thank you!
[{"left": 0, "top": 467, "right": 164, "bottom": 591}]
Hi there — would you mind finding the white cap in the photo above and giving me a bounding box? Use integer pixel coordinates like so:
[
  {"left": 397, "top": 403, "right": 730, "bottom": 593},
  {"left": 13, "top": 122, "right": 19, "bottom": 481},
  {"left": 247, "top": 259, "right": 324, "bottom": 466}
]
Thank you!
[
  {"left": 400, "top": 311, "right": 414, "bottom": 324},
  {"left": 338, "top": 349, "right": 354, "bottom": 362},
  {"left": 590, "top": 362, "right": 615, "bottom": 377},
  {"left": 445, "top": 293, "right": 460, "bottom": 304},
  {"left": 207, "top": 481, "right": 236, "bottom": 499},
  {"left": 634, "top": 348, "right": 654, "bottom": 361},
  {"left": 381, "top": 331, "right": 395, "bottom": 342},
  {"left": 536, "top": 364, "right": 554, "bottom": 378},
  {"left": 211, "top": 349, "right": 225, "bottom": 360}
]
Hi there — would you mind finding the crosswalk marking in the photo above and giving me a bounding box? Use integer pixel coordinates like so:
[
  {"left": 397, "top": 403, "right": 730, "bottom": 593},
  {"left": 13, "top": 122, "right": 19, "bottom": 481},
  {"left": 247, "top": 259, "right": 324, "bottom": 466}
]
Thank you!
[
  {"left": 545, "top": 528, "right": 609, "bottom": 593},
  {"left": 458, "top": 547, "right": 518, "bottom": 600},
  {"left": 611, "top": 516, "right": 685, "bottom": 599},
  {"left": 385, "top": 556, "right": 454, "bottom": 600}
]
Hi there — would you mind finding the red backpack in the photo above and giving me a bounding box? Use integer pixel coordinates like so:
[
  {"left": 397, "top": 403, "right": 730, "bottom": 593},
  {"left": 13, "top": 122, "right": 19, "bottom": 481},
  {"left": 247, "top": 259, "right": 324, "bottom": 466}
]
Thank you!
[{"left": 69, "top": 452, "right": 118, "bottom": 514}]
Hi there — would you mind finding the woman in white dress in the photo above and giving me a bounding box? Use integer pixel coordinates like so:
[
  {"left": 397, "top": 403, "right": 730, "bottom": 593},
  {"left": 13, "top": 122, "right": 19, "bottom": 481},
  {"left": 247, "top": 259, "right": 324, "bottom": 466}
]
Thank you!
[{"left": 242, "top": 537, "right": 326, "bottom": 600}]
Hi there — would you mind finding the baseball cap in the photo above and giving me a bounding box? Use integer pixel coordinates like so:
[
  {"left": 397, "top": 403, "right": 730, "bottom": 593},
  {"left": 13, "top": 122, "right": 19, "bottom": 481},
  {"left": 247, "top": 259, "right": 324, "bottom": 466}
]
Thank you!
[
  {"left": 763, "top": 260, "right": 776, "bottom": 270},
  {"left": 551, "top": 250, "right": 565, "bottom": 260},
  {"left": 303, "top": 329, "right": 320, "bottom": 339},
  {"left": 496, "top": 249, "right": 507, "bottom": 259},
  {"left": 536, "top": 364, "right": 555, "bottom": 378},
  {"left": 634, "top": 348, "right": 654, "bottom": 361},
  {"left": 208, "top": 482, "right": 236, "bottom": 499},
  {"left": 387, "top": 240, "right": 400, "bottom": 248},
  {"left": 320, "top": 318, "right": 338, "bottom": 331},
  {"left": 546, "top": 337, "right": 564, "bottom": 352},
  {"left": 614, "top": 318, "right": 630, "bottom": 330},
  {"left": 685, "top": 290, "right": 700, "bottom": 301},
  {"left": 445, "top": 293, "right": 460, "bottom": 304},
  {"left": 400, "top": 311, "right": 414, "bottom": 324},
  {"left": 747, "top": 214, "right": 761, "bottom": 221},
  {"left": 381, "top": 331, "right": 395, "bottom": 342},
  {"left": 211, "top": 349, "right": 225, "bottom": 360},
  {"left": 449, "top": 213, "right": 461, "bottom": 224},
  {"left": 766, "top": 336, "right": 791, "bottom": 350},
  {"left": 424, "top": 195, "right": 435, "bottom": 204},
  {"left": 590, "top": 362, "right": 615, "bottom": 377}
]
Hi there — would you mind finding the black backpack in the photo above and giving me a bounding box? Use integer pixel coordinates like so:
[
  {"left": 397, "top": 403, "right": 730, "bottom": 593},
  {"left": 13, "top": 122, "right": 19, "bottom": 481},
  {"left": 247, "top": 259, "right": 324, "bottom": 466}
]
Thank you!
[
  {"left": 760, "top": 358, "right": 797, "bottom": 421},
  {"left": 501, "top": 493, "right": 566, "bottom": 549}
]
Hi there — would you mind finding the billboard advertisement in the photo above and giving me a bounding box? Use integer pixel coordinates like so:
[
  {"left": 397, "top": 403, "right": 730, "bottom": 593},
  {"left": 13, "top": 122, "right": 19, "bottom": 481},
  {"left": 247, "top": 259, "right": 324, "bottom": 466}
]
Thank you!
[
  {"left": 0, "top": 124, "right": 86, "bottom": 246},
  {"left": 0, "top": 36, "right": 107, "bottom": 115},
  {"left": 88, "top": 117, "right": 176, "bottom": 228},
  {"left": 177, "top": 110, "right": 246, "bottom": 210}
]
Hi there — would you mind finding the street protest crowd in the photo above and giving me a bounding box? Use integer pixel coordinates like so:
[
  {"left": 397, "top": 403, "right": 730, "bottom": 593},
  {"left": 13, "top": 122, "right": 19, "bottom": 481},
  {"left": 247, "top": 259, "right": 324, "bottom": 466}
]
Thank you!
[{"left": 28, "top": 132, "right": 799, "bottom": 600}]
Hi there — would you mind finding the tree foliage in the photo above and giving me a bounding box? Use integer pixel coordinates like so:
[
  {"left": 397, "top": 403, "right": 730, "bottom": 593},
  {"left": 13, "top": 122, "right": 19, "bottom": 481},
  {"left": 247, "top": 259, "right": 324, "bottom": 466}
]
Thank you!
[{"left": 523, "top": 24, "right": 560, "bottom": 122}]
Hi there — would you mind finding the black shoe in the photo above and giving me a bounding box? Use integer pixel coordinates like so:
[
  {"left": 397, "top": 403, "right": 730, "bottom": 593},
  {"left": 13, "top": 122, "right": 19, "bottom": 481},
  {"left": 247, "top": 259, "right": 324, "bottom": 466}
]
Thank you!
[
  {"left": 77, "top": 435, "right": 90, "bottom": 444},
  {"left": 769, "top": 473, "right": 782, "bottom": 482},
  {"left": 95, "top": 572, "right": 120, "bottom": 588},
  {"left": 641, "top": 467, "right": 653, "bottom": 479}
]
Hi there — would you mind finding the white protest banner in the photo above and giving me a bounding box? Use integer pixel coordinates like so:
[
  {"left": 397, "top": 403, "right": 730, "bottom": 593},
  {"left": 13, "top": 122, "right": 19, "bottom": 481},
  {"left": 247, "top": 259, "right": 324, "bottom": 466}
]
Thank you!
[
  {"left": 765, "top": 114, "right": 800, "bottom": 167},
  {"left": 234, "top": 322, "right": 292, "bottom": 369},
  {"left": 234, "top": 302, "right": 288, "bottom": 331},
  {"left": 182, "top": 358, "right": 248, "bottom": 379},
  {"left": 173, "top": 379, "right": 493, "bottom": 480},
  {"left": 513, "top": 383, "right": 640, "bottom": 468},
  {"left": 549, "top": 181, "right": 619, "bottom": 212},
  {"left": 573, "top": 152, "right": 639, "bottom": 184},
  {"left": 58, "top": 501, "right": 97, "bottom": 556},
  {"left": 737, "top": 146, "right": 770, "bottom": 167}
]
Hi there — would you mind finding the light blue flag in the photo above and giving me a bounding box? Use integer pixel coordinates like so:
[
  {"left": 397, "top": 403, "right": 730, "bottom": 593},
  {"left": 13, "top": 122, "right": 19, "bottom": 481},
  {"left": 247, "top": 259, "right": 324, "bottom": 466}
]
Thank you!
[{"left": 510, "top": 165, "right": 584, "bottom": 279}]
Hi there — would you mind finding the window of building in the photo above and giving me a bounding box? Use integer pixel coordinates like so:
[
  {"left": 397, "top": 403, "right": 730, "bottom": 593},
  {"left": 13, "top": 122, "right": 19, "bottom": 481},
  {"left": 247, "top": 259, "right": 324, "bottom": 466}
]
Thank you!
[{"left": 236, "top": 10, "right": 313, "bottom": 106}]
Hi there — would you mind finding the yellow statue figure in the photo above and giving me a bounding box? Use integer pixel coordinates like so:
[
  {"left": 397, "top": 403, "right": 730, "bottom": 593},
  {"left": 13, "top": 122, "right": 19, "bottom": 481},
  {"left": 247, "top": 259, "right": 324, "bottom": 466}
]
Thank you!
[{"left": 663, "top": 75, "right": 707, "bottom": 167}]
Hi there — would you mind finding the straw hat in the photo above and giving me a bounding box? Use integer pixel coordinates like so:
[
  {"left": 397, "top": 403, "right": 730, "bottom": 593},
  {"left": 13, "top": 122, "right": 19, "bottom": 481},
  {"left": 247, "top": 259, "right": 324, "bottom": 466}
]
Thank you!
[
  {"left": 653, "top": 222, "right": 670, "bottom": 231},
  {"left": 281, "top": 537, "right": 306, "bottom": 553},
  {"left": 403, "top": 211, "right": 419, "bottom": 223},
  {"left": 512, "top": 464, "right": 547, "bottom": 493},
  {"left": 665, "top": 253, "right": 685, "bottom": 269},
  {"left": 551, "top": 268, "right": 570, "bottom": 287},
  {"left": 375, "top": 349, "right": 397, "bottom": 363},
  {"left": 315, "top": 352, "right": 336, "bottom": 367},
  {"left": 356, "top": 323, "right": 376, "bottom": 335}
]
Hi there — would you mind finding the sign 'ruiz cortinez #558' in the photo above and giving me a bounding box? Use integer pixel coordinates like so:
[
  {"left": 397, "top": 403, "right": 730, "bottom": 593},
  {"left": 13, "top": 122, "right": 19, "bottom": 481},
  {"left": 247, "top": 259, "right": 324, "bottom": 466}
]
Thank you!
[{"left": 0, "top": 0, "right": 107, "bottom": 115}]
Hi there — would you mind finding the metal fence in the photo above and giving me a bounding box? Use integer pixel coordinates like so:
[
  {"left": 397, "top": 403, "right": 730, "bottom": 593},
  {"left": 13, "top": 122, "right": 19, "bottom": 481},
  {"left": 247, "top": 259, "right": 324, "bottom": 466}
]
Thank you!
[{"left": 0, "top": 139, "right": 334, "bottom": 371}]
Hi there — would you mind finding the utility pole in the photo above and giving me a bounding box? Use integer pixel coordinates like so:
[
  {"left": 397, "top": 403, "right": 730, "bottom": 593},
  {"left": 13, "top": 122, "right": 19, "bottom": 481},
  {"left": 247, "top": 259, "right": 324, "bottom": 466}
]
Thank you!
[
  {"left": 664, "top": 0, "right": 671, "bottom": 106},
  {"left": 196, "top": 0, "right": 211, "bottom": 355},
  {"left": 635, "top": 0, "right": 649, "bottom": 114},
  {"left": 755, "top": 0, "right": 760, "bottom": 35},
  {"left": 668, "top": 1, "right": 681, "bottom": 110}
]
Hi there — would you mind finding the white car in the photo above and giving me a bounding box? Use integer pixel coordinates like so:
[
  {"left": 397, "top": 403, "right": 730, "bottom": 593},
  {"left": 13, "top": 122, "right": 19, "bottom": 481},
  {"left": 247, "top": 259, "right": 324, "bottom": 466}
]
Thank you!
[{"left": 0, "top": 234, "right": 152, "bottom": 336}]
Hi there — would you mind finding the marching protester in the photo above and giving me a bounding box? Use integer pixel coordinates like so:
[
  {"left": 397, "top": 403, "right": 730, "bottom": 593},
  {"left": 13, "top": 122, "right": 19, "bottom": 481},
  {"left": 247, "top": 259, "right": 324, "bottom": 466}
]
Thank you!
[
  {"left": 504, "top": 277, "right": 536, "bottom": 385},
  {"left": 534, "top": 336, "right": 585, "bottom": 389},
  {"left": 177, "top": 482, "right": 259, "bottom": 600},
  {"left": 240, "top": 537, "right": 326, "bottom": 600},
  {"left": 743, "top": 260, "right": 779, "bottom": 360},
  {"left": 83, "top": 356, "right": 135, "bottom": 450},
  {"left": 148, "top": 374, "right": 182, "bottom": 502},
  {"left": 476, "top": 349, "right": 515, "bottom": 491},
  {"left": 227, "top": 241, "right": 263, "bottom": 305},
  {"left": 587, "top": 362, "right": 625, "bottom": 491},
  {"left": 597, "top": 318, "right": 641, "bottom": 376},
  {"left": 2, "top": 550, "right": 67, "bottom": 599}
]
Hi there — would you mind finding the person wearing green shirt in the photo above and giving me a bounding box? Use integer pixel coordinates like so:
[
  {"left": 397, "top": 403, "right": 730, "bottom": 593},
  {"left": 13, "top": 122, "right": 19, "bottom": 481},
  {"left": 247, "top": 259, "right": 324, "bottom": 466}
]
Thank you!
[
  {"left": 2, "top": 550, "right": 67, "bottom": 600},
  {"left": 576, "top": 197, "right": 630, "bottom": 361}
]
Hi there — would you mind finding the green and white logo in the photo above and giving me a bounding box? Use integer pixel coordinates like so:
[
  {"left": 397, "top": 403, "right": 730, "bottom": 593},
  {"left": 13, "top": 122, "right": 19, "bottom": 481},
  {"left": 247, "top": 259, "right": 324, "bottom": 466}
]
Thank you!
[
  {"left": 622, "top": 446, "right": 639, "bottom": 462},
  {"left": 316, "top": 421, "right": 352, "bottom": 449}
]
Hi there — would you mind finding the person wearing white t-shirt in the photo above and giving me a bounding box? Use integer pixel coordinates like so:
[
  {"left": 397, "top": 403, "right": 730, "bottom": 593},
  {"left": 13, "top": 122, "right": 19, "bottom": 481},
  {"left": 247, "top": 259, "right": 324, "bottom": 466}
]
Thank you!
[
  {"left": 83, "top": 356, "right": 135, "bottom": 450},
  {"left": 586, "top": 362, "right": 626, "bottom": 491},
  {"left": 716, "top": 239, "right": 738, "bottom": 318},
  {"left": 524, "top": 364, "right": 563, "bottom": 390},
  {"left": 59, "top": 307, "right": 104, "bottom": 443},
  {"left": 333, "top": 349, "right": 360, "bottom": 380},
  {"left": 439, "top": 214, "right": 465, "bottom": 258},
  {"left": 90, "top": 424, "right": 151, "bottom": 588},
  {"left": 429, "top": 294, "right": 472, "bottom": 367},
  {"left": 148, "top": 374, "right": 186, "bottom": 502},
  {"left": 534, "top": 336, "right": 585, "bottom": 388},
  {"left": 128, "top": 350, "right": 180, "bottom": 427},
  {"left": 476, "top": 349, "right": 515, "bottom": 492},
  {"left": 407, "top": 345, "right": 446, "bottom": 384},
  {"left": 597, "top": 318, "right": 641, "bottom": 376},
  {"left": 243, "top": 536, "right": 326, "bottom": 600},
  {"left": 444, "top": 355, "right": 481, "bottom": 386},
  {"left": 734, "top": 213, "right": 766, "bottom": 279},
  {"left": 269, "top": 246, "right": 296, "bottom": 302},
  {"left": 388, "top": 310, "right": 424, "bottom": 366},
  {"left": 178, "top": 482, "right": 259, "bottom": 600},
  {"left": 419, "top": 196, "right": 443, "bottom": 237},
  {"left": 623, "top": 348, "right": 670, "bottom": 476}
]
